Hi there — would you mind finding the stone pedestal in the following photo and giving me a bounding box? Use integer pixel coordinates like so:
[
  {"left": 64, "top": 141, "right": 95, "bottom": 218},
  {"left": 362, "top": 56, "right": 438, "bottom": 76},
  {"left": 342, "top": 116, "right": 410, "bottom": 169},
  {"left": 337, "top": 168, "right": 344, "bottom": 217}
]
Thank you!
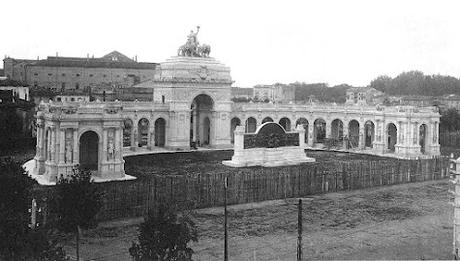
[{"left": 223, "top": 125, "right": 315, "bottom": 168}]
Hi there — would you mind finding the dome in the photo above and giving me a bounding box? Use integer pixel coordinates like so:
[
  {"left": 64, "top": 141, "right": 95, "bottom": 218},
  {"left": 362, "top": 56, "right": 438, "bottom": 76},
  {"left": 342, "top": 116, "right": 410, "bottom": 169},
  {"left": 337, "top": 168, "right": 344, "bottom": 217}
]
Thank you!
[{"left": 154, "top": 56, "right": 232, "bottom": 84}]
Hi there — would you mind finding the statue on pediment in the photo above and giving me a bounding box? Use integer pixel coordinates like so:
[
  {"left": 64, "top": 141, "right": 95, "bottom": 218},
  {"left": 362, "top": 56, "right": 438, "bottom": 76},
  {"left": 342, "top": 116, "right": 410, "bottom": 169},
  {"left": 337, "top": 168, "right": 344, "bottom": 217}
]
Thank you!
[{"left": 178, "top": 26, "right": 211, "bottom": 57}]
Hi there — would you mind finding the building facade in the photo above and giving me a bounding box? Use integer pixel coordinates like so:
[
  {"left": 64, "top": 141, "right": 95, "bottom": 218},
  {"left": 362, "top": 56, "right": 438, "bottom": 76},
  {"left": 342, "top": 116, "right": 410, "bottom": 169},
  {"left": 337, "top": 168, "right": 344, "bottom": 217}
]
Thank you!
[{"left": 3, "top": 51, "right": 158, "bottom": 91}]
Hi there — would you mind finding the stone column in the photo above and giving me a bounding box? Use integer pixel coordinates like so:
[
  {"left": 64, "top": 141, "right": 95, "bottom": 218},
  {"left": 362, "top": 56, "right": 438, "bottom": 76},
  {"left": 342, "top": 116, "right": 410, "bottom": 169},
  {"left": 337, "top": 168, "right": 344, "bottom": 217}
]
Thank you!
[
  {"left": 115, "top": 128, "right": 121, "bottom": 160},
  {"left": 297, "top": 125, "right": 306, "bottom": 147},
  {"left": 325, "top": 120, "right": 332, "bottom": 139},
  {"left": 102, "top": 128, "right": 108, "bottom": 164},
  {"left": 307, "top": 123, "right": 314, "bottom": 146},
  {"left": 192, "top": 111, "right": 197, "bottom": 142},
  {"left": 343, "top": 121, "right": 349, "bottom": 149},
  {"left": 147, "top": 125, "right": 153, "bottom": 150},
  {"left": 358, "top": 123, "right": 365, "bottom": 149},
  {"left": 73, "top": 128, "right": 79, "bottom": 164},
  {"left": 414, "top": 122, "right": 419, "bottom": 145},
  {"left": 130, "top": 126, "right": 136, "bottom": 150},
  {"left": 51, "top": 127, "right": 57, "bottom": 163},
  {"left": 59, "top": 128, "right": 65, "bottom": 164}
]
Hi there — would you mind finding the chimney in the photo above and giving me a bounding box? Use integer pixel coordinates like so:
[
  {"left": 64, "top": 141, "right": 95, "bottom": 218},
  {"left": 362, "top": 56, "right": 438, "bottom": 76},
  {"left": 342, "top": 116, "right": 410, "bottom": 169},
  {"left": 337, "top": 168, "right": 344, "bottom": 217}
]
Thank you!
[
  {"left": 37, "top": 56, "right": 39, "bottom": 60},
  {"left": 56, "top": 52, "right": 58, "bottom": 57},
  {"left": 135, "top": 55, "right": 137, "bottom": 62}
]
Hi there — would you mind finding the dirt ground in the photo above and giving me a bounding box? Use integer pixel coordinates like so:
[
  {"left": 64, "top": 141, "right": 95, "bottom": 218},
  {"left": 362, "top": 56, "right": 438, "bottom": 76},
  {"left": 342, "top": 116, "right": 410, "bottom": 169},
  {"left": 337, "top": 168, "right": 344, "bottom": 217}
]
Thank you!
[{"left": 64, "top": 179, "right": 453, "bottom": 260}]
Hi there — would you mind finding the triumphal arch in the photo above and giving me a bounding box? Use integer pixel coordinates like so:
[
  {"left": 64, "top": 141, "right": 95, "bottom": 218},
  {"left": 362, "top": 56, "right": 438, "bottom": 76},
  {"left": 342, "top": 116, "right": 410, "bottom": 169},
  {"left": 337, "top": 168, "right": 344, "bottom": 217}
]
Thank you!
[{"left": 31, "top": 28, "right": 441, "bottom": 183}]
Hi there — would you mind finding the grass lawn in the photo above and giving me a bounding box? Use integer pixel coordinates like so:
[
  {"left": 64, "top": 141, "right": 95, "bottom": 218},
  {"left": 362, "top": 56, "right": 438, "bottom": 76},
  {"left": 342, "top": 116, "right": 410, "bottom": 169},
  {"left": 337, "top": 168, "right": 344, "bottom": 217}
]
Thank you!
[{"left": 124, "top": 149, "right": 395, "bottom": 179}]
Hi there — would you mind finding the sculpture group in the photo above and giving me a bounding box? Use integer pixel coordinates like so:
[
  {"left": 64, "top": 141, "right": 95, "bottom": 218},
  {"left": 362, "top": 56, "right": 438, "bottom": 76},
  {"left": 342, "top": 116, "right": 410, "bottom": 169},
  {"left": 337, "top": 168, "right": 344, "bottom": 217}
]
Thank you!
[{"left": 178, "top": 26, "right": 211, "bottom": 57}]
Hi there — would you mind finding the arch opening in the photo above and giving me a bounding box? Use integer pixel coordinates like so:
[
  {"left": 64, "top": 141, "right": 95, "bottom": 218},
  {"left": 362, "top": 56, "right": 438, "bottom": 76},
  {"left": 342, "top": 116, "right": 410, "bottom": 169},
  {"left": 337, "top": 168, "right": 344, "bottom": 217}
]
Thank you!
[
  {"left": 364, "top": 121, "right": 375, "bottom": 148},
  {"left": 279, "top": 117, "right": 291, "bottom": 131},
  {"left": 387, "top": 123, "right": 397, "bottom": 152},
  {"left": 314, "top": 118, "right": 326, "bottom": 144},
  {"left": 331, "top": 119, "right": 344, "bottom": 140},
  {"left": 262, "top": 117, "right": 273, "bottom": 124},
  {"left": 245, "top": 117, "right": 257, "bottom": 133},
  {"left": 230, "top": 117, "right": 241, "bottom": 144},
  {"left": 296, "top": 118, "right": 309, "bottom": 144},
  {"left": 79, "top": 131, "right": 99, "bottom": 171},
  {"left": 348, "top": 120, "right": 360, "bottom": 148},
  {"left": 123, "top": 119, "right": 133, "bottom": 147},
  {"left": 190, "top": 94, "right": 214, "bottom": 147},
  {"left": 138, "top": 118, "right": 149, "bottom": 147},
  {"left": 155, "top": 118, "right": 166, "bottom": 147},
  {"left": 419, "top": 124, "right": 427, "bottom": 154}
]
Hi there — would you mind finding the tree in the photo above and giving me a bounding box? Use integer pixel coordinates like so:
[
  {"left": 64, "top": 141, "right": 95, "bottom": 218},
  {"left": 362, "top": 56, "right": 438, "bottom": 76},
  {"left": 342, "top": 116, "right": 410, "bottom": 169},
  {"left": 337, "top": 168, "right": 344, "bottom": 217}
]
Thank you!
[
  {"left": 0, "top": 158, "right": 67, "bottom": 260},
  {"left": 440, "top": 108, "right": 460, "bottom": 132},
  {"left": 53, "top": 168, "right": 103, "bottom": 261},
  {"left": 129, "top": 203, "right": 198, "bottom": 261}
]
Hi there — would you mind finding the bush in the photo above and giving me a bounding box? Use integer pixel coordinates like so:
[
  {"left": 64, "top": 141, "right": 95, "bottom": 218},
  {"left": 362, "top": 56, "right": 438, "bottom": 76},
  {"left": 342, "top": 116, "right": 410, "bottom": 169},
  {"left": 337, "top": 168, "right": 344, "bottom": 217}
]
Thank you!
[{"left": 129, "top": 203, "right": 198, "bottom": 261}]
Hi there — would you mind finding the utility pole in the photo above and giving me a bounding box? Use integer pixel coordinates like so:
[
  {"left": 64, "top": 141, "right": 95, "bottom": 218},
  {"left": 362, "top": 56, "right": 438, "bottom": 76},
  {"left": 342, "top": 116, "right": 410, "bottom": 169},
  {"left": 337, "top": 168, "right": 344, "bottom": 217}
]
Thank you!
[
  {"left": 297, "top": 199, "right": 303, "bottom": 261},
  {"left": 224, "top": 176, "right": 228, "bottom": 261}
]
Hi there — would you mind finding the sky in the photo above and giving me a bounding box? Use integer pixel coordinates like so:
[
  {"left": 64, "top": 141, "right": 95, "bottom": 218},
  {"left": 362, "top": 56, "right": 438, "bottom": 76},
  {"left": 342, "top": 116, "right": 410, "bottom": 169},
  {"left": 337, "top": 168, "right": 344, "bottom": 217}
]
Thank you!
[{"left": 1, "top": 0, "right": 459, "bottom": 87}]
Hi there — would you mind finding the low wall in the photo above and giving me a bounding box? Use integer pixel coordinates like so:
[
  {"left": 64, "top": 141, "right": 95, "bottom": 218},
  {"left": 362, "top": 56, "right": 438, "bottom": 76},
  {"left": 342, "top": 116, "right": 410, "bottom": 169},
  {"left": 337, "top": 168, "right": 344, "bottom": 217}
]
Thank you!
[{"left": 32, "top": 157, "right": 448, "bottom": 221}]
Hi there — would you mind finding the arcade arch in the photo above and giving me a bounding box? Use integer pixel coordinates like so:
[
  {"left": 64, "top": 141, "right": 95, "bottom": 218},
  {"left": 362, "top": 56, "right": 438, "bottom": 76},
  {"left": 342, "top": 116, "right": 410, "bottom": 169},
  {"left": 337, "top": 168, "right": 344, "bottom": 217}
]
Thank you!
[
  {"left": 138, "top": 118, "right": 149, "bottom": 147},
  {"left": 123, "top": 119, "right": 133, "bottom": 147},
  {"left": 296, "top": 118, "right": 309, "bottom": 143},
  {"left": 262, "top": 117, "right": 274, "bottom": 124},
  {"left": 279, "top": 117, "right": 291, "bottom": 131},
  {"left": 419, "top": 124, "right": 427, "bottom": 154},
  {"left": 387, "top": 123, "right": 397, "bottom": 152},
  {"left": 154, "top": 118, "right": 166, "bottom": 147},
  {"left": 364, "top": 120, "right": 375, "bottom": 148},
  {"left": 331, "top": 119, "right": 344, "bottom": 140},
  {"left": 245, "top": 117, "right": 257, "bottom": 133},
  {"left": 230, "top": 117, "right": 241, "bottom": 144},
  {"left": 348, "top": 120, "right": 360, "bottom": 148},
  {"left": 314, "top": 118, "right": 326, "bottom": 143}
]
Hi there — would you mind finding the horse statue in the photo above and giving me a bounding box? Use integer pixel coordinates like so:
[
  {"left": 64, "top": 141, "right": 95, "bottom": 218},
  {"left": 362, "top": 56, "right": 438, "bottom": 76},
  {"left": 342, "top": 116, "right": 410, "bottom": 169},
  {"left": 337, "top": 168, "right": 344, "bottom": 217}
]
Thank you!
[
  {"left": 198, "top": 44, "right": 211, "bottom": 57},
  {"left": 177, "top": 44, "right": 191, "bottom": 56}
]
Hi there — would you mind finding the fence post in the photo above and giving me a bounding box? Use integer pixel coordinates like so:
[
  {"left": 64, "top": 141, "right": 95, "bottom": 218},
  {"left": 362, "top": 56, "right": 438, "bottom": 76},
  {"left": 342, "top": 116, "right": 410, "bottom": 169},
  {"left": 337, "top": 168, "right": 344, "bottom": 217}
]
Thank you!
[
  {"left": 224, "top": 176, "right": 228, "bottom": 261},
  {"left": 297, "top": 198, "right": 302, "bottom": 261},
  {"left": 450, "top": 153, "right": 460, "bottom": 259}
]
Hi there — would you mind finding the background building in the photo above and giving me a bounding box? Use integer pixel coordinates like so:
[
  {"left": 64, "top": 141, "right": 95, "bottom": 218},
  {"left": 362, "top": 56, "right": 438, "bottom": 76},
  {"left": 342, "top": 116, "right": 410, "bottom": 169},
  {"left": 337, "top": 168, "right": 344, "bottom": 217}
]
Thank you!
[
  {"left": 253, "top": 84, "right": 295, "bottom": 103},
  {"left": 3, "top": 51, "right": 158, "bottom": 91}
]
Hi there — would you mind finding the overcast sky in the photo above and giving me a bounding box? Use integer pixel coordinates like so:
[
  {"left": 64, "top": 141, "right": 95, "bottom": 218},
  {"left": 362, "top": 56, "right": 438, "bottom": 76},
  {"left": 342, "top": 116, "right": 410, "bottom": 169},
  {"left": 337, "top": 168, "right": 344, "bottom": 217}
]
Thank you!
[{"left": 1, "top": 0, "right": 459, "bottom": 87}]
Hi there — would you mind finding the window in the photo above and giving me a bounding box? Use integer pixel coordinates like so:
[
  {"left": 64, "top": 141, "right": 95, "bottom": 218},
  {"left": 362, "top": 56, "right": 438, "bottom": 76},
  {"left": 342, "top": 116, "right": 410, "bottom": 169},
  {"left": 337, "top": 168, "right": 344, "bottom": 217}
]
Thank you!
[
  {"left": 89, "top": 74, "right": 93, "bottom": 77},
  {"left": 57, "top": 97, "right": 62, "bottom": 101},
  {"left": 62, "top": 73, "right": 66, "bottom": 77},
  {"left": 34, "top": 82, "right": 38, "bottom": 87},
  {"left": 116, "top": 75, "right": 120, "bottom": 78},
  {"left": 103, "top": 74, "right": 107, "bottom": 78},
  {"left": 34, "top": 73, "right": 38, "bottom": 76},
  {"left": 48, "top": 73, "right": 52, "bottom": 76},
  {"left": 75, "top": 83, "right": 80, "bottom": 89},
  {"left": 162, "top": 95, "right": 165, "bottom": 103},
  {"left": 71, "top": 98, "right": 75, "bottom": 102},
  {"left": 61, "top": 82, "right": 66, "bottom": 89},
  {"left": 76, "top": 73, "right": 80, "bottom": 77}
]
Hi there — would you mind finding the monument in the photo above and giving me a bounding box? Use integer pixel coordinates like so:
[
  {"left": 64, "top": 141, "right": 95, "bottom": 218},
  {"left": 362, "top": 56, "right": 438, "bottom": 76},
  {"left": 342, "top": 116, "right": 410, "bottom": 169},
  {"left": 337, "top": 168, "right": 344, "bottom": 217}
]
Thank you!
[
  {"left": 223, "top": 122, "right": 315, "bottom": 167},
  {"left": 25, "top": 27, "right": 441, "bottom": 184}
]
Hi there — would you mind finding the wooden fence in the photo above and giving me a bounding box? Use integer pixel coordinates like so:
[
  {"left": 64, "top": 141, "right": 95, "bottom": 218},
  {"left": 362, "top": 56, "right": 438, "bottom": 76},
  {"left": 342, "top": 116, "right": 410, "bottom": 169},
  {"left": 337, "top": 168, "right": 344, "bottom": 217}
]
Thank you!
[{"left": 33, "top": 157, "right": 448, "bottom": 221}]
